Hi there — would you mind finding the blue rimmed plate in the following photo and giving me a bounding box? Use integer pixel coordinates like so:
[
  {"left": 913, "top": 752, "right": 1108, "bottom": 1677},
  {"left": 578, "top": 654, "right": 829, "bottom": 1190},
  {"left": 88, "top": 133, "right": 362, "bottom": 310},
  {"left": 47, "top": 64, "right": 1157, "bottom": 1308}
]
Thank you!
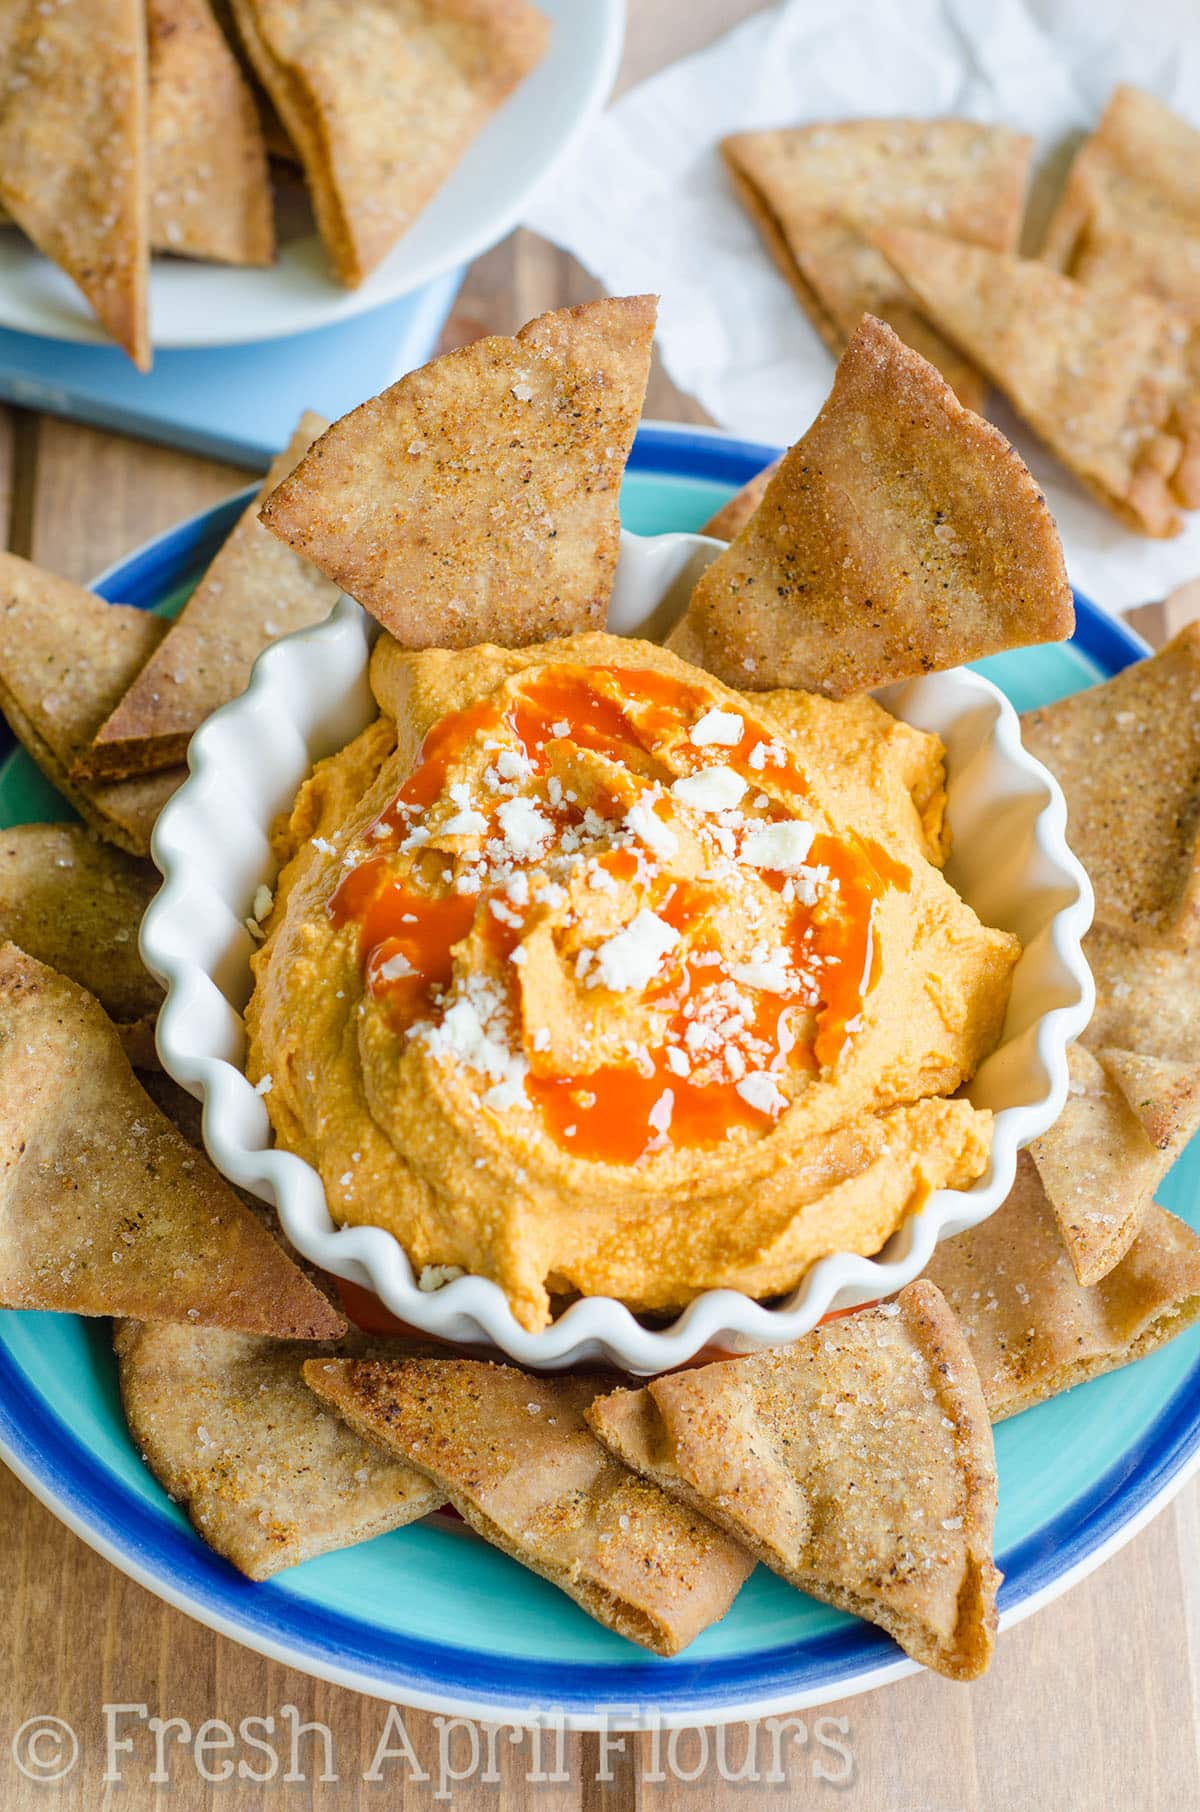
[{"left": 0, "top": 423, "right": 1194, "bottom": 1730}]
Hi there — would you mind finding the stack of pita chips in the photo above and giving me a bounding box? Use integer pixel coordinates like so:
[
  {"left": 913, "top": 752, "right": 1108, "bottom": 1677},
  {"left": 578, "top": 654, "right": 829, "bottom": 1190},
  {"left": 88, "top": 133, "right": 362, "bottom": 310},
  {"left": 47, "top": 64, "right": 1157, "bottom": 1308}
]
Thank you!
[
  {"left": 722, "top": 119, "right": 1032, "bottom": 411},
  {"left": 1018, "top": 626, "right": 1200, "bottom": 1284}
]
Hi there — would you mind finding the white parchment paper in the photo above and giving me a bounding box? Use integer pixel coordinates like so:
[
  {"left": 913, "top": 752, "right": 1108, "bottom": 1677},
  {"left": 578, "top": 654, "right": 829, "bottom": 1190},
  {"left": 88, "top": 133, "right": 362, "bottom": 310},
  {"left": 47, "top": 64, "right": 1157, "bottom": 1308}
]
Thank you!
[{"left": 524, "top": 0, "right": 1200, "bottom": 612}]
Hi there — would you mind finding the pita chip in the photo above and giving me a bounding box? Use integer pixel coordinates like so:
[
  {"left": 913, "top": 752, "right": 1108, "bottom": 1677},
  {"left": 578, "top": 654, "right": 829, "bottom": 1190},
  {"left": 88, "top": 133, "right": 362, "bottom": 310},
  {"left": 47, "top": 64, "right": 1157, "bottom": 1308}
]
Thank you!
[
  {"left": 668, "top": 316, "right": 1072, "bottom": 697},
  {"left": 260, "top": 297, "right": 658, "bottom": 649},
  {"left": 700, "top": 458, "right": 781, "bottom": 541},
  {"left": 80, "top": 414, "right": 337, "bottom": 781},
  {"left": 722, "top": 119, "right": 1031, "bottom": 411},
  {"left": 874, "top": 226, "right": 1200, "bottom": 537},
  {"left": 229, "top": 0, "right": 548, "bottom": 287},
  {"left": 1027, "top": 1043, "right": 1170, "bottom": 1286},
  {"left": 0, "top": 943, "right": 343, "bottom": 1338},
  {"left": 303, "top": 1356, "right": 754, "bottom": 1656},
  {"left": 0, "top": 552, "right": 182, "bottom": 856},
  {"left": 0, "top": 823, "right": 162, "bottom": 1069},
  {"left": 0, "top": 0, "right": 149, "bottom": 368},
  {"left": 117, "top": 1321, "right": 442, "bottom": 1578},
  {"left": 1097, "top": 1046, "right": 1200, "bottom": 1162},
  {"left": 1021, "top": 624, "right": 1200, "bottom": 948},
  {"left": 148, "top": 0, "right": 274, "bottom": 266},
  {"left": 587, "top": 1281, "right": 999, "bottom": 1681},
  {"left": 926, "top": 1153, "right": 1200, "bottom": 1421},
  {"left": 1086, "top": 925, "right": 1200, "bottom": 1066},
  {"left": 1041, "top": 86, "right": 1200, "bottom": 322}
]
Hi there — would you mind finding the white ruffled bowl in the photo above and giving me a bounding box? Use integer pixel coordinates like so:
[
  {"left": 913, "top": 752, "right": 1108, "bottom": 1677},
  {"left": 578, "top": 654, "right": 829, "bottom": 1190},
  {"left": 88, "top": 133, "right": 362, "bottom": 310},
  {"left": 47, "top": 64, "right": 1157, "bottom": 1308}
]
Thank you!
[{"left": 141, "top": 527, "right": 1094, "bottom": 1374}]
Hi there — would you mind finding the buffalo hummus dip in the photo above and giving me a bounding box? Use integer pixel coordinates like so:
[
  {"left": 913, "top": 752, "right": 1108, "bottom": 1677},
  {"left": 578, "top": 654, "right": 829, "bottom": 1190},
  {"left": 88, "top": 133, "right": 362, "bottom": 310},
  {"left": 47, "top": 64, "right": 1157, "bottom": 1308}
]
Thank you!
[{"left": 247, "top": 631, "right": 1020, "bottom": 1332}]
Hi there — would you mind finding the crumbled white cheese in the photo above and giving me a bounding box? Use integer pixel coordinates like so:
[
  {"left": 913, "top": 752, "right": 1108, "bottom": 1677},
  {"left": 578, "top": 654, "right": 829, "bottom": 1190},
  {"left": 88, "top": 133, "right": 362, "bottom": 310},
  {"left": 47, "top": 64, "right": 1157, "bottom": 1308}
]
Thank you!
[
  {"left": 591, "top": 909, "right": 680, "bottom": 992},
  {"left": 496, "top": 795, "right": 553, "bottom": 858},
  {"left": 625, "top": 798, "right": 679, "bottom": 859},
  {"left": 741, "top": 821, "right": 816, "bottom": 871},
  {"left": 672, "top": 767, "right": 748, "bottom": 812},
  {"left": 689, "top": 706, "right": 744, "bottom": 747},
  {"left": 375, "top": 950, "right": 414, "bottom": 982},
  {"left": 418, "top": 1264, "right": 465, "bottom": 1291},
  {"left": 735, "top": 1071, "right": 787, "bottom": 1115}
]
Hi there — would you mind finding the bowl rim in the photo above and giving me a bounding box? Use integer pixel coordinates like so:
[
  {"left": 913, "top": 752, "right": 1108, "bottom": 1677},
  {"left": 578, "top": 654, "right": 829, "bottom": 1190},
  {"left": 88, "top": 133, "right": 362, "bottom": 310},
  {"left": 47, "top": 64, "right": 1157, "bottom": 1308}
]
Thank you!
[{"left": 138, "top": 424, "right": 1117, "bottom": 1371}]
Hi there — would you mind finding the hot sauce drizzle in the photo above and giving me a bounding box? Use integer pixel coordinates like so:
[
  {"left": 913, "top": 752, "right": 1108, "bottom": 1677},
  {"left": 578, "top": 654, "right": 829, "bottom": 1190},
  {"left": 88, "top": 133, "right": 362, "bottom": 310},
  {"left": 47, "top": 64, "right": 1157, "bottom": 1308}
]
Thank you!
[{"left": 328, "top": 664, "right": 910, "bottom": 1162}]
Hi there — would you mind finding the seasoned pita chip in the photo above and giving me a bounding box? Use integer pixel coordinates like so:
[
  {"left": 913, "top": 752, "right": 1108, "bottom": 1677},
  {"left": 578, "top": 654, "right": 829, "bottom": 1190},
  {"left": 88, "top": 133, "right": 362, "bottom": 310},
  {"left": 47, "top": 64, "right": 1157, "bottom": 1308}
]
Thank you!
[
  {"left": 1021, "top": 625, "right": 1200, "bottom": 947},
  {"left": 1097, "top": 1046, "right": 1200, "bottom": 1158},
  {"left": 0, "top": 0, "right": 149, "bottom": 368},
  {"left": 1028, "top": 1043, "right": 1166, "bottom": 1285},
  {"left": 874, "top": 226, "right": 1200, "bottom": 537},
  {"left": 149, "top": 0, "right": 274, "bottom": 266},
  {"left": 303, "top": 1357, "right": 754, "bottom": 1656},
  {"left": 117, "top": 1321, "right": 441, "bottom": 1578},
  {"left": 229, "top": 0, "right": 548, "bottom": 287},
  {"left": 926, "top": 1153, "right": 1200, "bottom": 1420},
  {"left": 587, "top": 1281, "right": 999, "bottom": 1681},
  {"left": 0, "top": 944, "right": 342, "bottom": 1338},
  {"left": 1086, "top": 925, "right": 1200, "bottom": 1065},
  {"left": 0, "top": 551, "right": 182, "bottom": 856},
  {"left": 700, "top": 458, "right": 781, "bottom": 540},
  {"left": 668, "top": 316, "right": 1072, "bottom": 696},
  {"left": 0, "top": 824, "right": 162, "bottom": 1068},
  {"left": 723, "top": 119, "right": 1031, "bottom": 411},
  {"left": 80, "top": 414, "right": 337, "bottom": 781},
  {"left": 1041, "top": 86, "right": 1200, "bottom": 319},
  {"left": 260, "top": 298, "right": 657, "bottom": 649}
]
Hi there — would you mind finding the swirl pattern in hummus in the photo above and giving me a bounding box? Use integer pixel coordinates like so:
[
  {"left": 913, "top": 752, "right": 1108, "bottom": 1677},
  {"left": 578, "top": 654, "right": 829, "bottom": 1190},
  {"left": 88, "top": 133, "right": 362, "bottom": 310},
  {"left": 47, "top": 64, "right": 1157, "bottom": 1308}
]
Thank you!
[{"left": 247, "top": 632, "right": 1020, "bottom": 1331}]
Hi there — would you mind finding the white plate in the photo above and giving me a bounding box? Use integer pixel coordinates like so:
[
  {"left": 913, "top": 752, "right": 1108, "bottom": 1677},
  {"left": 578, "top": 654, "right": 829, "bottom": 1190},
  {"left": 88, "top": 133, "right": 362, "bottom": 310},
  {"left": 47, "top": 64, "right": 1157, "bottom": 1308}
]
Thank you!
[{"left": 0, "top": 0, "right": 624, "bottom": 352}]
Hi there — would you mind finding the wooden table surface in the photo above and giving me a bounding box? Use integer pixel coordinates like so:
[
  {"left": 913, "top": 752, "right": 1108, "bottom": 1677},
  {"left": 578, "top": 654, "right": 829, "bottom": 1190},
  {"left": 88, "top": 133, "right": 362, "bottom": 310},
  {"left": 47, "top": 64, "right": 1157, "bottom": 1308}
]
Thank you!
[{"left": 3, "top": 7, "right": 1199, "bottom": 1809}]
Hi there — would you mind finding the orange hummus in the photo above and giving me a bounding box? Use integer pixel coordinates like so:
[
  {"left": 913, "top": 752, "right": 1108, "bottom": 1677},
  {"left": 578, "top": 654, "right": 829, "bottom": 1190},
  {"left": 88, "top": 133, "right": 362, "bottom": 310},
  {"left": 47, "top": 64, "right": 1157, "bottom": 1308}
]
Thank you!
[{"left": 247, "top": 631, "right": 1020, "bottom": 1331}]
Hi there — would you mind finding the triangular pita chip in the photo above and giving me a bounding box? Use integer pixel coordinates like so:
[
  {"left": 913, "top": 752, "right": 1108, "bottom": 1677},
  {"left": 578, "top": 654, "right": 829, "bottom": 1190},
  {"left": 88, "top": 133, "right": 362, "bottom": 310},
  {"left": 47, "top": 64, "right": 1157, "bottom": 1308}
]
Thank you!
[
  {"left": 303, "top": 1356, "right": 754, "bottom": 1656},
  {"left": 80, "top": 413, "right": 337, "bottom": 781},
  {"left": 260, "top": 298, "right": 658, "bottom": 649},
  {"left": 723, "top": 119, "right": 1031, "bottom": 411},
  {"left": 148, "top": 0, "right": 274, "bottom": 266},
  {"left": 1021, "top": 624, "right": 1200, "bottom": 947},
  {"left": 1041, "top": 86, "right": 1200, "bottom": 320},
  {"left": 700, "top": 458, "right": 781, "bottom": 541},
  {"left": 117, "top": 1321, "right": 442, "bottom": 1578},
  {"left": 874, "top": 226, "right": 1200, "bottom": 536},
  {"left": 1097, "top": 1046, "right": 1200, "bottom": 1160},
  {"left": 587, "top": 1280, "right": 999, "bottom": 1681},
  {"left": 926, "top": 1152, "right": 1200, "bottom": 1420},
  {"left": 0, "top": 552, "right": 182, "bottom": 855},
  {"left": 0, "top": 0, "right": 149, "bottom": 368},
  {"left": 1085, "top": 924, "right": 1200, "bottom": 1066},
  {"left": 0, "top": 823, "right": 162, "bottom": 1069},
  {"left": 1028, "top": 1043, "right": 1165, "bottom": 1286},
  {"left": 0, "top": 944, "right": 343, "bottom": 1338},
  {"left": 229, "top": 0, "right": 548, "bottom": 286},
  {"left": 668, "top": 316, "right": 1072, "bottom": 696}
]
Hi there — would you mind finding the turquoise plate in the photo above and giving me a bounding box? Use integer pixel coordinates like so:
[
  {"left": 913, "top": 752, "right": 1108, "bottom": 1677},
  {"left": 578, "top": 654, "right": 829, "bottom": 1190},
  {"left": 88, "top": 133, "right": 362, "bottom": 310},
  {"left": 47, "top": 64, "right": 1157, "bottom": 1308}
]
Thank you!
[{"left": 0, "top": 423, "right": 1194, "bottom": 1728}]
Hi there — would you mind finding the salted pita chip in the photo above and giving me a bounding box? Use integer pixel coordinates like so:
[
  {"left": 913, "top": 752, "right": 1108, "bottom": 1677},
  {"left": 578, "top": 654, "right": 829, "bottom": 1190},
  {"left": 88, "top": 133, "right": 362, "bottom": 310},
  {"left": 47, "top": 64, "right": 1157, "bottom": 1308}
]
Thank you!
[
  {"left": 587, "top": 1280, "right": 999, "bottom": 1681},
  {"left": 260, "top": 297, "right": 658, "bottom": 649},
  {"left": 0, "top": 824, "right": 162, "bottom": 1069},
  {"left": 1041, "top": 86, "right": 1200, "bottom": 309},
  {"left": 1086, "top": 925, "right": 1200, "bottom": 1065},
  {"left": 303, "top": 1356, "right": 754, "bottom": 1656},
  {"left": 229, "top": 0, "right": 548, "bottom": 287},
  {"left": 668, "top": 316, "right": 1072, "bottom": 697},
  {"left": 1021, "top": 624, "right": 1200, "bottom": 947},
  {"left": 80, "top": 414, "right": 337, "bottom": 781},
  {"left": 117, "top": 1321, "right": 441, "bottom": 1578},
  {"left": 874, "top": 225, "right": 1200, "bottom": 537},
  {"left": 148, "top": 0, "right": 274, "bottom": 266},
  {"left": 1097, "top": 1046, "right": 1200, "bottom": 1160},
  {"left": 0, "top": 944, "right": 343, "bottom": 1338},
  {"left": 926, "top": 1152, "right": 1200, "bottom": 1420},
  {"left": 1028, "top": 1043, "right": 1166, "bottom": 1286},
  {"left": 700, "top": 459, "right": 781, "bottom": 540},
  {"left": 0, "top": 552, "right": 182, "bottom": 855},
  {"left": 0, "top": 0, "right": 149, "bottom": 368},
  {"left": 723, "top": 120, "right": 1031, "bottom": 411}
]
